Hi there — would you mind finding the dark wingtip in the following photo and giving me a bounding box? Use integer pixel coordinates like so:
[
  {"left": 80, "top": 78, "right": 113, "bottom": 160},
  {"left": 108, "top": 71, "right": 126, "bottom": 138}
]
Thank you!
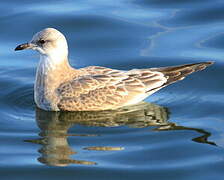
[
  {"left": 195, "top": 61, "right": 214, "bottom": 66},
  {"left": 205, "top": 61, "right": 215, "bottom": 65}
]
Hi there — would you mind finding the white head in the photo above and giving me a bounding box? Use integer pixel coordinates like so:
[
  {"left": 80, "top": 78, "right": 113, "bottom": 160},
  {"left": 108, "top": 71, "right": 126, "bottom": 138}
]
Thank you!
[{"left": 15, "top": 28, "right": 68, "bottom": 64}]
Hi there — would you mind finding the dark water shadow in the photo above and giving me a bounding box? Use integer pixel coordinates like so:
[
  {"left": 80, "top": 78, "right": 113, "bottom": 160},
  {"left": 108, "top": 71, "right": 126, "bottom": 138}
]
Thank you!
[{"left": 25, "top": 102, "right": 215, "bottom": 167}]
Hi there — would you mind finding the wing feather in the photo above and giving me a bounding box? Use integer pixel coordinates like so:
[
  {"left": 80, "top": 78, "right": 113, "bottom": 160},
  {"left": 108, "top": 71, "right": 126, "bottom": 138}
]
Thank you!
[{"left": 56, "top": 67, "right": 167, "bottom": 111}]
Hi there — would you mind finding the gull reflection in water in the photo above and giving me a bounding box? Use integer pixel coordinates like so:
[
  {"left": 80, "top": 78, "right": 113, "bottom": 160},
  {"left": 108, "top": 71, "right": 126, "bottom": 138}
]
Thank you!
[{"left": 25, "top": 102, "right": 215, "bottom": 167}]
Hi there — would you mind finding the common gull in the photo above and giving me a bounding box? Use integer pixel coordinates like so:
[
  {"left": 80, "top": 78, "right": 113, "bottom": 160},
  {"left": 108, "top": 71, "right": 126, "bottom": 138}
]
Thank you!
[{"left": 15, "top": 28, "right": 213, "bottom": 111}]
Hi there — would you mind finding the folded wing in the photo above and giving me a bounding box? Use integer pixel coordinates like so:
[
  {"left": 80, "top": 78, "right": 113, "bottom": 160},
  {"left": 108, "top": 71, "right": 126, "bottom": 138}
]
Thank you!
[
  {"left": 56, "top": 62, "right": 213, "bottom": 111},
  {"left": 56, "top": 67, "right": 166, "bottom": 111}
]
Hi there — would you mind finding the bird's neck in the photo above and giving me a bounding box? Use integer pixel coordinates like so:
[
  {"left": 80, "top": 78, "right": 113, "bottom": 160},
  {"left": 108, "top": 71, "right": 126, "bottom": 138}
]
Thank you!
[
  {"left": 39, "top": 52, "right": 70, "bottom": 69},
  {"left": 34, "top": 54, "right": 74, "bottom": 110},
  {"left": 36, "top": 54, "right": 74, "bottom": 84}
]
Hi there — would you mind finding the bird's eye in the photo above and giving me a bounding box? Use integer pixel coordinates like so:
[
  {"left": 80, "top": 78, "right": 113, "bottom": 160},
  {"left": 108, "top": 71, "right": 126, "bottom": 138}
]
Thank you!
[{"left": 38, "top": 39, "right": 46, "bottom": 44}]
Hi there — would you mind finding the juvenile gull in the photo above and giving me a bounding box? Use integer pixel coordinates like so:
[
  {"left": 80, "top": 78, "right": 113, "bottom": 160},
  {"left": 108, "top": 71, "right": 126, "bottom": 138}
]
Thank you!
[{"left": 15, "top": 28, "right": 213, "bottom": 111}]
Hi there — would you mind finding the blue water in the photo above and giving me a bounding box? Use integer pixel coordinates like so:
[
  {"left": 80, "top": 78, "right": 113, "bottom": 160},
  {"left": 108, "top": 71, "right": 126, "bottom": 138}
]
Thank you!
[{"left": 0, "top": 0, "right": 224, "bottom": 179}]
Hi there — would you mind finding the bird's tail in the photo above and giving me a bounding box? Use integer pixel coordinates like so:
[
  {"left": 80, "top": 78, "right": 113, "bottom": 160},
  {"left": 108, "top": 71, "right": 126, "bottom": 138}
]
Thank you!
[{"left": 151, "top": 61, "right": 214, "bottom": 86}]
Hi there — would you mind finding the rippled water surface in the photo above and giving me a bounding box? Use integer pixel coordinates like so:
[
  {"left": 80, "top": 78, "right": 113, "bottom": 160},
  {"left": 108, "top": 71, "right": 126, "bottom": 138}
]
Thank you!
[{"left": 0, "top": 0, "right": 224, "bottom": 180}]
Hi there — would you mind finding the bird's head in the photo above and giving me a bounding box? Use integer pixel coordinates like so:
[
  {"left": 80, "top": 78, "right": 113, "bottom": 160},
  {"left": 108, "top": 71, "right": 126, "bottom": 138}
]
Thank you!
[{"left": 15, "top": 28, "right": 68, "bottom": 62}]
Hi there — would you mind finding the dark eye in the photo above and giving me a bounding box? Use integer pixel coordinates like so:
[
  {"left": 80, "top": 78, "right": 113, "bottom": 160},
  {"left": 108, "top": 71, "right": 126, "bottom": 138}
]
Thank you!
[{"left": 38, "top": 39, "right": 46, "bottom": 44}]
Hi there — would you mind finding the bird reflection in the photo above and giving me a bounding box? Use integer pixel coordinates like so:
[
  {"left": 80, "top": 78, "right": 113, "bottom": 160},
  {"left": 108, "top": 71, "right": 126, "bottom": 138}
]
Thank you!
[{"left": 25, "top": 102, "right": 215, "bottom": 167}]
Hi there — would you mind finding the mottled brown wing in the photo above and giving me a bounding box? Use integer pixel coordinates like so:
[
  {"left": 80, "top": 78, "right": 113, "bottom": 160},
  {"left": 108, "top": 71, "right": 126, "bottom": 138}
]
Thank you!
[
  {"left": 56, "top": 68, "right": 167, "bottom": 111},
  {"left": 80, "top": 66, "right": 125, "bottom": 76},
  {"left": 57, "top": 62, "right": 213, "bottom": 111},
  {"left": 57, "top": 72, "right": 127, "bottom": 111},
  {"left": 81, "top": 66, "right": 167, "bottom": 92}
]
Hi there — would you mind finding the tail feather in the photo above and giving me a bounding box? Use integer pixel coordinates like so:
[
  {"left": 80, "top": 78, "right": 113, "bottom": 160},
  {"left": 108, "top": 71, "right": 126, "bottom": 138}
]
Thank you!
[{"left": 151, "top": 61, "right": 214, "bottom": 86}]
